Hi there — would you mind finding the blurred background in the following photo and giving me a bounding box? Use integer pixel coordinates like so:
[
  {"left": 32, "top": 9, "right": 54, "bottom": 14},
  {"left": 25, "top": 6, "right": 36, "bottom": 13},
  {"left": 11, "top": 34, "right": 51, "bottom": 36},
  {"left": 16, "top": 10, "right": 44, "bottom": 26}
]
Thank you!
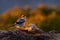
[{"left": 0, "top": 0, "right": 60, "bottom": 32}]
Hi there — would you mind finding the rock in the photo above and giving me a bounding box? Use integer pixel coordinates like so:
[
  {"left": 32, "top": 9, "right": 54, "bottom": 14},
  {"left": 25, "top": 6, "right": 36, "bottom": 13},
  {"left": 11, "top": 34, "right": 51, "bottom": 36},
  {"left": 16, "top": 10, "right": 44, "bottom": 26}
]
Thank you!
[
  {"left": 48, "top": 30, "right": 58, "bottom": 34},
  {"left": 0, "top": 30, "right": 58, "bottom": 40}
]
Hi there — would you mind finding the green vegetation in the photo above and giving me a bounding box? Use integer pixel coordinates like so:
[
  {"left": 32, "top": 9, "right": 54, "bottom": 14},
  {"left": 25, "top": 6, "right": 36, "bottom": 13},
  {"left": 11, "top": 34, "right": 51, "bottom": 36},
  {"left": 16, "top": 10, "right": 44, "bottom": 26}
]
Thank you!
[{"left": 0, "top": 5, "right": 60, "bottom": 32}]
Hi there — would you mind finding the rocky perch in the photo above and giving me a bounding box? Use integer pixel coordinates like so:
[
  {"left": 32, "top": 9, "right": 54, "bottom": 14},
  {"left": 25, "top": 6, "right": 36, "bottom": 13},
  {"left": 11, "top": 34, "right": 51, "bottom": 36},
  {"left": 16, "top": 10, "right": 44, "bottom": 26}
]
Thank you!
[{"left": 0, "top": 29, "right": 60, "bottom": 40}]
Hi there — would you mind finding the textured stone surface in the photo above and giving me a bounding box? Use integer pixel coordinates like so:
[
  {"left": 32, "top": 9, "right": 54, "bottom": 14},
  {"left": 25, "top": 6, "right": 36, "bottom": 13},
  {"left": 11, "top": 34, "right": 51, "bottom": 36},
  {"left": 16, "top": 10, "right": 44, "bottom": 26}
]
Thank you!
[{"left": 0, "top": 29, "right": 59, "bottom": 40}]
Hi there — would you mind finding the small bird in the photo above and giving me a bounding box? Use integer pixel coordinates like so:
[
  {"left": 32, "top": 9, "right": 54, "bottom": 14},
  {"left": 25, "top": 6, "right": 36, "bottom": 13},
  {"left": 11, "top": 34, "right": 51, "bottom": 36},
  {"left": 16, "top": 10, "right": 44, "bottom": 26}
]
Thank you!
[{"left": 15, "top": 15, "right": 26, "bottom": 28}]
